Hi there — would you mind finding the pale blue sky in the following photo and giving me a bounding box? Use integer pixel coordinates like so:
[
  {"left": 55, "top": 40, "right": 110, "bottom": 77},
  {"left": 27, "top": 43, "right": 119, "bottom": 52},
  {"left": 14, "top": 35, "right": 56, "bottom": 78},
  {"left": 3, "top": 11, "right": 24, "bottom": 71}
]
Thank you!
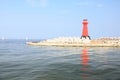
[{"left": 0, "top": 0, "right": 120, "bottom": 39}]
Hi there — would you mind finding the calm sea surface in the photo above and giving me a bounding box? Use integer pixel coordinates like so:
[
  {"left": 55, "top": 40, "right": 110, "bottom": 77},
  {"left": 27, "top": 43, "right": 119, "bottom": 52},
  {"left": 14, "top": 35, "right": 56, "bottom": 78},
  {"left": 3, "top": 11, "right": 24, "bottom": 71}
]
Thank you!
[{"left": 0, "top": 39, "right": 120, "bottom": 80}]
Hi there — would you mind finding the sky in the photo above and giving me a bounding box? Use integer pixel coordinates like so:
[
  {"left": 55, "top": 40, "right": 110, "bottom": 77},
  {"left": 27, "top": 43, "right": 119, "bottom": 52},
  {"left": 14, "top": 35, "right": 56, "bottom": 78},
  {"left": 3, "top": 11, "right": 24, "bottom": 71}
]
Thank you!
[{"left": 0, "top": 0, "right": 120, "bottom": 39}]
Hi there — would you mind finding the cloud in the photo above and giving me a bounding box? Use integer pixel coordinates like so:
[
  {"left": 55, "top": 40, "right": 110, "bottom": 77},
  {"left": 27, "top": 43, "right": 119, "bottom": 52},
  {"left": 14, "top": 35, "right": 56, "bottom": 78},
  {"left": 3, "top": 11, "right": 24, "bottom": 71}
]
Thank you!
[
  {"left": 40, "top": 0, "right": 48, "bottom": 7},
  {"left": 26, "top": 0, "right": 48, "bottom": 8},
  {"left": 96, "top": 4, "right": 103, "bottom": 8},
  {"left": 77, "top": 2, "right": 103, "bottom": 8},
  {"left": 77, "top": 2, "right": 93, "bottom": 6},
  {"left": 59, "top": 10, "right": 69, "bottom": 15}
]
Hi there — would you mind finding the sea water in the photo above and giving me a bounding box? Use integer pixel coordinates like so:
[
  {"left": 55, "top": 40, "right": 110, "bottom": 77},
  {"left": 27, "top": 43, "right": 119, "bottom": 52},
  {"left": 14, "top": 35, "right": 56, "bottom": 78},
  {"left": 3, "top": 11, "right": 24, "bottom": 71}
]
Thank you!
[{"left": 0, "top": 39, "right": 120, "bottom": 80}]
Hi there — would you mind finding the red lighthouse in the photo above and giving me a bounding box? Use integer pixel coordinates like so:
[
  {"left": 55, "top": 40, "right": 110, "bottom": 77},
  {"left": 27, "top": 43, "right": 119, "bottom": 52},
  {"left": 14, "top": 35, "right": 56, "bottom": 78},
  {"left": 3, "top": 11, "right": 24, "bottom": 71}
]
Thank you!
[{"left": 81, "top": 19, "right": 91, "bottom": 40}]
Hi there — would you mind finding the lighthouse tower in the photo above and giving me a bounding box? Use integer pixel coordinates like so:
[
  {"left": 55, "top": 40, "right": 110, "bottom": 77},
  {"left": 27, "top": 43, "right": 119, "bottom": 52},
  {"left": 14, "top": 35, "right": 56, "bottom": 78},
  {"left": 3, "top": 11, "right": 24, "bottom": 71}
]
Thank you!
[{"left": 81, "top": 19, "right": 91, "bottom": 40}]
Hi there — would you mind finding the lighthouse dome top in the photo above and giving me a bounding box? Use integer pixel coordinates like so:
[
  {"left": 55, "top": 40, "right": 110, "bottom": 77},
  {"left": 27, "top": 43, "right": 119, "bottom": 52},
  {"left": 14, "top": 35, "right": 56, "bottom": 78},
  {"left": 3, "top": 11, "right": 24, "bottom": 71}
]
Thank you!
[
  {"left": 82, "top": 19, "right": 88, "bottom": 24},
  {"left": 83, "top": 19, "right": 88, "bottom": 21}
]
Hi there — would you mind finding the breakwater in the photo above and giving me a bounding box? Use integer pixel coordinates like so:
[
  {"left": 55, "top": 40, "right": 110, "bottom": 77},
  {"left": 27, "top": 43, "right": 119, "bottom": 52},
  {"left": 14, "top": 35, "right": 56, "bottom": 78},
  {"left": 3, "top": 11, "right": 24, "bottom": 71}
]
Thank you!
[{"left": 27, "top": 37, "right": 120, "bottom": 47}]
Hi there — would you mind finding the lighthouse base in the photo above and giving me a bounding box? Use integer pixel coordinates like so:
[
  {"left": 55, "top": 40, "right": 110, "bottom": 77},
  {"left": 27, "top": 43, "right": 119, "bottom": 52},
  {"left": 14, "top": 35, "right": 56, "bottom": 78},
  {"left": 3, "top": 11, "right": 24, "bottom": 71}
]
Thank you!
[{"left": 81, "top": 36, "right": 91, "bottom": 40}]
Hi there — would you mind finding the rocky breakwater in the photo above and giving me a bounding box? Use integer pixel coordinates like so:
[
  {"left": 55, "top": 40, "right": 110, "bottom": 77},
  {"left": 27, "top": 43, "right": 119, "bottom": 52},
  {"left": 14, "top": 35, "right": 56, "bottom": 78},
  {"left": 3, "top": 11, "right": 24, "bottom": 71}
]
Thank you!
[{"left": 27, "top": 37, "right": 120, "bottom": 47}]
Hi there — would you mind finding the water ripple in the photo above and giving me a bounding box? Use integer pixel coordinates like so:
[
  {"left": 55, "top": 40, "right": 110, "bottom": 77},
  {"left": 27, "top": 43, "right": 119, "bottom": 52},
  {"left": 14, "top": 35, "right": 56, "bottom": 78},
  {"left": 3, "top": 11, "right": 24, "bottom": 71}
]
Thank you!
[{"left": 0, "top": 40, "right": 120, "bottom": 80}]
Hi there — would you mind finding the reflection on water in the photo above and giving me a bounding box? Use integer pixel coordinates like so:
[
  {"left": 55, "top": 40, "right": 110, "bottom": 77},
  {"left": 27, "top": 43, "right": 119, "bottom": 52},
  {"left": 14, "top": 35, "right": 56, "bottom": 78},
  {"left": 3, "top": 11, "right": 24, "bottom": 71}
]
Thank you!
[
  {"left": 81, "top": 48, "right": 89, "bottom": 66},
  {"left": 81, "top": 48, "right": 89, "bottom": 79}
]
